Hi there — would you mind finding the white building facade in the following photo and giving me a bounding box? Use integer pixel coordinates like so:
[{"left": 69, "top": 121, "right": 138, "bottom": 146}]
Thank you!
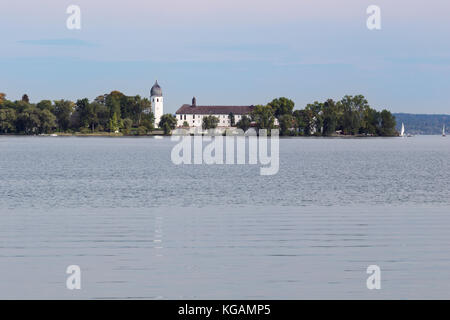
[{"left": 175, "top": 97, "right": 254, "bottom": 128}]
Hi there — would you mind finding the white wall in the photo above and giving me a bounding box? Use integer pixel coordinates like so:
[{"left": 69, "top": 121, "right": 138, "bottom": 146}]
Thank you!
[
  {"left": 176, "top": 114, "right": 245, "bottom": 127},
  {"left": 152, "top": 96, "right": 163, "bottom": 127},
  {"left": 175, "top": 114, "right": 280, "bottom": 127}
]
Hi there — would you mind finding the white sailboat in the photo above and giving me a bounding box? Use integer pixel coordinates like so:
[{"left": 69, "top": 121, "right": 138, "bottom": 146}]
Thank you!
[
  {"left": 400, "top": 123, "right": 405, "bottom": 137},
  {"left": 443, "top": 125, "right": 446, "bottom": 137}
]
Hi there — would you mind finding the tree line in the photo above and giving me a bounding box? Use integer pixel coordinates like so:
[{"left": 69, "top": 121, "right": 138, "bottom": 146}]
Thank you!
[
  {"left": 230, "top": 95, "right": 397, "bottom": 136},
  {"left": 0, "top": 92, "right": 396, "bottom": 136},
  {"left": 0, "top": 91, "right": 154, "bottom": 135}
]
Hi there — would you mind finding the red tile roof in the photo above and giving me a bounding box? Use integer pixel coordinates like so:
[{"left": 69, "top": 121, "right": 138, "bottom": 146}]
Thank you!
[{"left": 175, "top": 104, "right": 254, "bottom": 115}]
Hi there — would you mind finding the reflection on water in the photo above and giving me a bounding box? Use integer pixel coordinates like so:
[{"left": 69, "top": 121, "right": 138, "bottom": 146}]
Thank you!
[
  {"left": 0, "top": 136, "right": 450, "bottom": 299},
  {"left": 154, "top": 216, "right": 164, "bottom": 254}
]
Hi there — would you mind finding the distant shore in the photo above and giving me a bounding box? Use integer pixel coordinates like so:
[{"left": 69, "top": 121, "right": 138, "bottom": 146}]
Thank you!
[
  {"left": 0, "top": 131, "right": 166, "bottom": 137},
  {"left": 0, "top": 132, "right": 403, "bottom": 138}
]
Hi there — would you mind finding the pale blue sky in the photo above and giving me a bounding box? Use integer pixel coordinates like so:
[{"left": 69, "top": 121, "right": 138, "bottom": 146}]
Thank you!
[{"left": 1, "top": 0, "right": 449, "bottom": 114}]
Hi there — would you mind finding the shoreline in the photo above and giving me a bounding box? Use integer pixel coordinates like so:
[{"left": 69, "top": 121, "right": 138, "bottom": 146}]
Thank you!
[{"left": 0, "top": 133, "right": 411, "bottom": 138}]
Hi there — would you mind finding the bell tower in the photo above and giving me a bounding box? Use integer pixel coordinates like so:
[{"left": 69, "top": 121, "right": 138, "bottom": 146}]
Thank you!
[{"left": 150, "top": 80, "right": 163, "bottom": 128}]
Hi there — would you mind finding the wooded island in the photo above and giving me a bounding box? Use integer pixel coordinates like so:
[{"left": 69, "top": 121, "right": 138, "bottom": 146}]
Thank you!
[{"left": 0, "top": 92, "right": 397, "bottom": 136}]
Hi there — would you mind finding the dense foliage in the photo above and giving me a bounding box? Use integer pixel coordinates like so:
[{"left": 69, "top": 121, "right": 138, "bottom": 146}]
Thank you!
[
  {"left": 159, "top": 114, "right": 177, "bottom": 135},
  {"left": 202, "top": 115, "right": 220, "bottom": 130},
  {"left": 236, "top": 115, "right": 251, "bottom": 132},
  {"left": 248, "top": 95, "right": 397, "bottom": 136},
  {"left": 0, "top": 92, "right": 397, "bottom": 136},
  {"left": 0, "top": 91, "right": 155, "bottom": 135}
]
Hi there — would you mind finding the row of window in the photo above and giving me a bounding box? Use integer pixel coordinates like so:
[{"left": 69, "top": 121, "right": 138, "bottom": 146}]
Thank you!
[{"left": 178, "top": 114, "right": 243, "bottom": 120}]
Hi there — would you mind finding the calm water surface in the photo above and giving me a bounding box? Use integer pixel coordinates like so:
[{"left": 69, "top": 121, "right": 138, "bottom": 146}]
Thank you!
[{"left": 0, "top": 136, "right": 449, "bottom": 299}]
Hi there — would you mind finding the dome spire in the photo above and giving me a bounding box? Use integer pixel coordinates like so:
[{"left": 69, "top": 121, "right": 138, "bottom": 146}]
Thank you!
[{"left": 150, "top": 80, "right": 162, "bottom": 97}]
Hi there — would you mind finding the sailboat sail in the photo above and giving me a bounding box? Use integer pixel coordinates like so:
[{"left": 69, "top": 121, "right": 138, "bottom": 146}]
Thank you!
[
  {"left": 443, "top": 125, "right": 446, "bottom": 137},
  {"left": 400, "top": 123, "right": 405, "bottom": 137}
]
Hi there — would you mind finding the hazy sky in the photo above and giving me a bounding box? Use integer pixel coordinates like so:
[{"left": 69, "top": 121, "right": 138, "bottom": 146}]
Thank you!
[{"left": 1, "top": 0, "right": 450, "bottom": 113}]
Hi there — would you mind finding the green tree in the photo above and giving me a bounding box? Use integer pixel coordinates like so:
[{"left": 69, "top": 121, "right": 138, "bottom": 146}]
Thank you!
[
  {"left": 322, "top": 99, "right": 338, "bottom": 136},
  {"left": 120, "top": 95, "right": 133, "bottom": 120},
  {"left": 96, "top": 104, "right": 110, "bottom": 131},
  {"left": 39, "top": 109, "right": 57, "bottom": 133},
  {"left": 36, "top": 100, "right": 54, "bottom": 113},
  {"left": 121, "top": 118, "right": 133, "bottom": 134},
  {"left": 75, "top": 99, "right": 104, "bottom": 132},
  {"left": 141, "top": 112, "right": 155, "bottom": 131},
  {"left": 135, "top": 97, "right": 151, "bottom": 126},
  {"left": 278, "top": 114, "right": 294, "bottom": 136},
  {"left": 94, "top": 94, "right": 107, "bottom": 105},
  {"left": 87, "top": 102, "right": 103, "bottom": 132},
  {"left": 251, "top": 105, "right": 275, "bottom": 130},
  {"left": 228, "top": 112, "right": 235, "bottom": 126},
  {"left": 338, "top": 95, "right": 371, "bottom": 135},
  {"left": 54, "top": 100, "right": 74, "bottom": 132},
  {"left": 341, "top": 105, "right": 359, "bottom": 135},
  {"left": 182, "top": 121, "right": 189, "bottom": 127},
  {"left": 293, "top": 109, "right": 313, "bottom": 135},
  {"left": 268, "top": 97, "right": 295, "bottom": 119},
  {"left": 14, "top": 100, "right": 31, "bottom": 114},
  {"left": 137, "top": 126, "right": 147, "bottom": 135},
  {"left": 0, "top": 108, "right": 17, "bottom": 133},
  {"left": 158, "top": 114, "right": 177, "bottom": 135},
  {"left": 236, "top": 115, "right": 251, "bottom": 132},
  {"left": 106, "top": 92, "right": 122, "bottom": 120},
  {"left": 379, "top": 109, "right": 397, "bottom": 136},
  {"left": 76, "top": 98, "right": 90, "bottom": 129},
  {"left": 109, "top": 112, "right": 122, "bottom": 133},
  {"left": 16, "top": 107, "right": 41, "bottom": 134},
  {"left": 202, "top": 115, "right": 219, "bottom": 129},
  {"left": 363, "top": 108, "right": 381, "bottom": 135}
]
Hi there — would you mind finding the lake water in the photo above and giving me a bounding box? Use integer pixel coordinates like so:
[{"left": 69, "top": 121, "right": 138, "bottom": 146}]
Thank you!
[{"left": 0, "top": 135, "right": 449, "bottom": 299}]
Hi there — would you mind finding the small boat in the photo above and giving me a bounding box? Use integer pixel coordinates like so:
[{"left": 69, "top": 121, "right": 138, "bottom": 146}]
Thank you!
[
  {"left": 50, "top": 134, "right": 58, "bottom": 137},
  {"left": 400, "top": 123, "right": 405, "bottom": 137},
  {"left": 443, "top": 125, "right": 446, "bottom": 137}
]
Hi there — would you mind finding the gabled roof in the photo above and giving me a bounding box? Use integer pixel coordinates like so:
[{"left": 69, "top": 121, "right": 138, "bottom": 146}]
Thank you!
[{"left": 176, "top": 104, "right": 254, "bottom": 115}]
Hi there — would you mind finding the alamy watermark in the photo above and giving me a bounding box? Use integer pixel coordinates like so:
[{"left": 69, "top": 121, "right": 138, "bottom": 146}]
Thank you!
[
  {"left": 367, "top": 5, "right": 381, "bottom": 30},
  {"left": 366, "top": 265, "right": 381, "bottom": 290},
  {"left": 66, "top": 265, "right": 81, "bottom": 290},
  {"left": 171, "top": 128, "right": 279, "bottom": 175},
  {"left": 66, "top": 5, "right": 81, "bottom": 30}
]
